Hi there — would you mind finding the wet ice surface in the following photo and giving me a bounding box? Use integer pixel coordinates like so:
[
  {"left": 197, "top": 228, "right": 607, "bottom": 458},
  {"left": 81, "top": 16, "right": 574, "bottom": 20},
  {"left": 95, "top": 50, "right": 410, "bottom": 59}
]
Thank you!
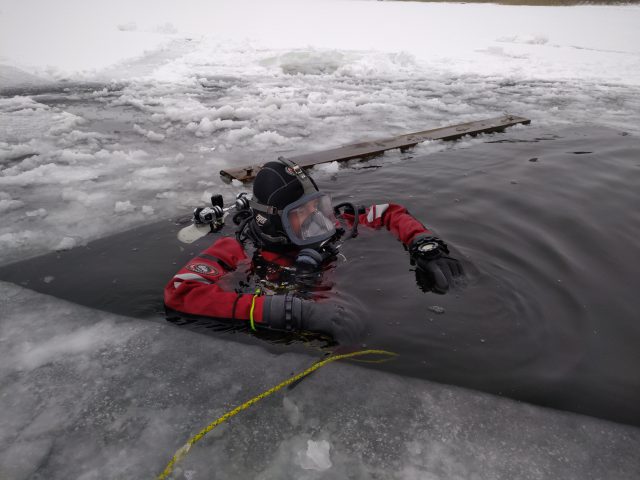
[{"left": 1, "top": 281, "right": 639, "bottom": 480}]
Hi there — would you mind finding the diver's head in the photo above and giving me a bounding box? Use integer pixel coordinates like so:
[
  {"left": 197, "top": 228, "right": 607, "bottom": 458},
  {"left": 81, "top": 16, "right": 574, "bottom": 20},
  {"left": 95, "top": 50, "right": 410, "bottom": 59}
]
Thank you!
[{"left": 250, "top": 158, "right": 336, "bottom": 248}]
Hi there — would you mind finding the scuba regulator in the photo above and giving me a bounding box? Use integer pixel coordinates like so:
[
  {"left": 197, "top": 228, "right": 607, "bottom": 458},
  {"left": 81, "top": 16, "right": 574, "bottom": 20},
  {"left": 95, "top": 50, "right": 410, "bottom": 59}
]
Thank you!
[{"left": 192, "top": 193, "right": 251, "bottom": 232}]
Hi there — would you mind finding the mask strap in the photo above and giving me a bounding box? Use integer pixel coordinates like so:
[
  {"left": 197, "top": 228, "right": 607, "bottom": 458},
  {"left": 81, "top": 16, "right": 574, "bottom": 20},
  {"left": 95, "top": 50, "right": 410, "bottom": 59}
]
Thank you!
[
  {"left": 248, "top": 200, "right": 280, "bottom": 215},
  {"left": 277, "top": 157, "right": 317, "bottom": 195}
]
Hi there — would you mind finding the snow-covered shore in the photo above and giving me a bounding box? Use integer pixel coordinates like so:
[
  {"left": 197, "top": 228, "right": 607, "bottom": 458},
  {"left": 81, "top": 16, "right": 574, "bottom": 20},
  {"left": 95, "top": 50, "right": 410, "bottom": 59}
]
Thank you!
[{"left": 3, "top": 0, "right": 640, "bottom": 85}]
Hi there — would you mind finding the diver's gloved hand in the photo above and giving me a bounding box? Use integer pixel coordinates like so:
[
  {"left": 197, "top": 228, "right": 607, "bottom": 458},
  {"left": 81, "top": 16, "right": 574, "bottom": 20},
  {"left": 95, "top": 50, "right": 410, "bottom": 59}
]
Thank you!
[
  {"left": 409, "top": 235, "right": 464, "bottom": 294},
  {"left": 264, "top": 295, "right": 364, "bottom": 344},
  {"left": 299, "top": 300, "right": 365, "bottom": 344}
]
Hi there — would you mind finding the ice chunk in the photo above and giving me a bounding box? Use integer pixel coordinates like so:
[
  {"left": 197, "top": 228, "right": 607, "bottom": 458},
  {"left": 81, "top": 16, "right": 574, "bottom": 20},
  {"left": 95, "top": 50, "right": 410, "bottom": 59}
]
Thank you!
[
  {"left": 47, "top": 112, "right": 86, "bottom": 136},
  {"left": 252, "top": 130, "right": 289, "bottom": 148},
  {"left": 134, "top": 166, "right": 169, "bottom": 178},
  {"left": 133, "top": 124, "right": 165, "bottom": 142},
  {"left": 25, "top": 208, "right": 47, "bottom": 218},
  {"left": 282, "top": 396, "right": 301, "bottom": 427},
  {"left": 194, "top": 117, "right": 235, "bottom": 137},
  {"left": 0, "top": 230, "right": 38, "bottom": 250},
  {"left": 61, "top": 188, "right": 108, "bottom": 207},
  {"left": 54, "top": 236, "right": 76, "bottom": 251},
  {"left": 0, "top": 164, "right": 98, "bottom": 186},
  {"left": 225, "top": 127, "right": 256, "bottom": 144},
  {"left": 0, "top": 142, "right": 38, "bottom": 163},
  {"left": 156, "top": 191, "right": 178, "bottom": 199},
  {"left": 0, "top": 198, "right": 24, "bottom": 213},
  {"left": 314, "top": 161, "right": 340, "bottom": 175},
  {"left": 0, "top": 96, "right": 49, "bottom": 114},
  {"left": 114, "top": 200, "right": 135, "bottom": 213},
  {"left": 298, "top": 439, "right": 332, "bottom": 471}
]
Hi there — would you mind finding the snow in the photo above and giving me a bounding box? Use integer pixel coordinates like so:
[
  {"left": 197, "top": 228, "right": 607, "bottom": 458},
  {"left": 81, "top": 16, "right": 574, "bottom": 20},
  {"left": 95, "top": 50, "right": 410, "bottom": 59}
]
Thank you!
[
  {"left": 1, "top": 281, "right": 639, "bottom": 479},
  {"left": 0, "top": 1, "right": 639, "bottom": 477},
  {"left": 0, "top": 0, "right": 637, "bottom": 263},
  {"left": 2, "top": 1, "right": 640, "bottom": 85}
]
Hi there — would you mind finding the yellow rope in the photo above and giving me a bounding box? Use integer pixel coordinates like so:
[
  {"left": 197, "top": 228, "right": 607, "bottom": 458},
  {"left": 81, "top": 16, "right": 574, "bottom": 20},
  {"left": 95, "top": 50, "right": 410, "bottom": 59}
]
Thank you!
[
  {"left": 249, "top": 288, "right": 261, "bottom": 331},
  {"left": 156, "top": 349, "right": 396, "bottom": 479}
]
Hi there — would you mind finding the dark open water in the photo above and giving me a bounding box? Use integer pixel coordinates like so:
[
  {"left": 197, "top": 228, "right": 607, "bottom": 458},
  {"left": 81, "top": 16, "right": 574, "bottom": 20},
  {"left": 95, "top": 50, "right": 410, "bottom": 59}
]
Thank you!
[{"left": 2, "top": 125, "right": 639, "bottom": 426}]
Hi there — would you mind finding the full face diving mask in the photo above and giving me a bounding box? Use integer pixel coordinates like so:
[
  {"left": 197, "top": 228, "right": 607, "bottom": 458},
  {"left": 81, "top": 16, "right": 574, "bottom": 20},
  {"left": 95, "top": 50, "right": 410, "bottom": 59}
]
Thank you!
[{"left": 249, "top": 159, "right": 337, "bottom": 247}]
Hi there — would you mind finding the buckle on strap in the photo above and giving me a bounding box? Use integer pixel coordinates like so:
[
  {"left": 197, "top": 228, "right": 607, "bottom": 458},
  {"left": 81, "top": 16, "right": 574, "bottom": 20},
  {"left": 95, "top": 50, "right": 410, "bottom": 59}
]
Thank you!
[{"left": 278, "top": 156, "right": 306, "bottom": 178}]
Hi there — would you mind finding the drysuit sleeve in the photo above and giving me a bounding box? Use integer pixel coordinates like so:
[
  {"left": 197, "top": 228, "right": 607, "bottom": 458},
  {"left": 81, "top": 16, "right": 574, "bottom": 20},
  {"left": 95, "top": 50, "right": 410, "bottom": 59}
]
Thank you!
[
  {"left": 164, "top": 236, "right": 271, "bottom": 326},
  {"left": 345, "top": 203, "right": 432, "bottom": 247}
]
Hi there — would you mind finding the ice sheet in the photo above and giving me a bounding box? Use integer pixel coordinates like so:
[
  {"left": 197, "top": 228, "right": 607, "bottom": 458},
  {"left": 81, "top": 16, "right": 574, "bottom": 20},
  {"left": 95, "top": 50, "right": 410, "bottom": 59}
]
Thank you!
[
  {"left": 1, "top": 1, "right": 639, "bottom": 264},
  {"left": 0, "top": 281, "right": 639, "bottom": 479}
]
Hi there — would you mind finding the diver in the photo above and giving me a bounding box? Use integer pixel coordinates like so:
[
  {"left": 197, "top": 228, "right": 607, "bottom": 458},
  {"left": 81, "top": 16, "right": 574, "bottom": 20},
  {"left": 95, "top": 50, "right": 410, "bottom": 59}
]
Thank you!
[{"left": 164, "top": 158, "right": 464, "bottom": 344}]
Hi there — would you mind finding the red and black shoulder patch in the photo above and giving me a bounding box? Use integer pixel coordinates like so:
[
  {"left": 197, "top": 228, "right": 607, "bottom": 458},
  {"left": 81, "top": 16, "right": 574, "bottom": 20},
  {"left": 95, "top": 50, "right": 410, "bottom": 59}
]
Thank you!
[{"left": 186, "top": 263, "right": 219, "bottom": 276}]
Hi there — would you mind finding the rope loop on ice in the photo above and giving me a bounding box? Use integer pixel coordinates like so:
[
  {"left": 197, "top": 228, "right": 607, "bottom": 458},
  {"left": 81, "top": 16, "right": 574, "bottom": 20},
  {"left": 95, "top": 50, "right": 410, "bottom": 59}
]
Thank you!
[{"left": 156, "top": 348, "right": 397, "bottom": 479}]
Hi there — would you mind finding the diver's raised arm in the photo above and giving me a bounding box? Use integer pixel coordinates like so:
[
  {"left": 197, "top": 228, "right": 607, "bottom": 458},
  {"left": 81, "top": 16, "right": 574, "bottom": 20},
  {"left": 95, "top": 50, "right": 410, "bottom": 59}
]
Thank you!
[
  {"left": 347, "top": 202, "right": 429, "bottom": 246},
  {"left": 343, "top": 203, "right": 464, "bottom": 293}
]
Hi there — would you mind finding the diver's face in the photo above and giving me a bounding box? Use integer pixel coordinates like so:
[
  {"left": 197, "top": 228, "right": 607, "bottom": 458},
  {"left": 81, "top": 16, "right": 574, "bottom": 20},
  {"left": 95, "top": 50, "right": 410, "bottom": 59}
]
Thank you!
[{"left": 289, "top": 199, "right": 318, "bottom": 236}]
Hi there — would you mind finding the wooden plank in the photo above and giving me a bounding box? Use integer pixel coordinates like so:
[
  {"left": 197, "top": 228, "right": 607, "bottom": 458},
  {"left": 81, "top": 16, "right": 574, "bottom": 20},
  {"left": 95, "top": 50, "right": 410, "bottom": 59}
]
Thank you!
[{"left": 220, "top": 114, "right": 530, "bottom": 183}]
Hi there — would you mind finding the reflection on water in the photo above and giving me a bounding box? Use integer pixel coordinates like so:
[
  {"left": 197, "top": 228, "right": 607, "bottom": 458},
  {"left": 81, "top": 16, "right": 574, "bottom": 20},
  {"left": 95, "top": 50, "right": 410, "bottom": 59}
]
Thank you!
[{"left": 1, "top": 126, "right": 639, "bottom": 426}]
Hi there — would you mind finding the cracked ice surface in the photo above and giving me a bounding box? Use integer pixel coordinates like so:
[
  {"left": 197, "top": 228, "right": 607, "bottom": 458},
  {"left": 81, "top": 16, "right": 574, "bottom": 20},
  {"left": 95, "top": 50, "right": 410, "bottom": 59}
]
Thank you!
[
  {"left": 1, "top": 281, "right": 639, "bottom": 479},
  {"left": 1, "top": 1, "right": 640, "bottom": 263}
]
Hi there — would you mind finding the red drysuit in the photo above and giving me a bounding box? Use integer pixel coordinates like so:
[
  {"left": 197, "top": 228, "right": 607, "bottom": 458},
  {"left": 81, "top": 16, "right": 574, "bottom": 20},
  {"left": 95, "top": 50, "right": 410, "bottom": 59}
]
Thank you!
[{"left": 164, "top": 203, "right": 430, "bottom": 327}]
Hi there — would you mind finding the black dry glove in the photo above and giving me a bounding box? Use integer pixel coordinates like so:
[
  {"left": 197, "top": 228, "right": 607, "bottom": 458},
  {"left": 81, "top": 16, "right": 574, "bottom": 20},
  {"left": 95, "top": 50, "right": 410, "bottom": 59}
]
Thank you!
[
  {"left": 263, "top": 295, "right": 364, "bottom": 344},
  {"left": 299, "top": 300, "right": 365, "bottom": 345},
  {"left": 409, "top": 235, "right": 464, "bottom": 294}
]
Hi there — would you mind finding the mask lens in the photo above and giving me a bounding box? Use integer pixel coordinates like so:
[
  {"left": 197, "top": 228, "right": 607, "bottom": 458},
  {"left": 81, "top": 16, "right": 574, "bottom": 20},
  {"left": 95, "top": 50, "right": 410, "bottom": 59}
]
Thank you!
[{"left": 285, "top": 194, "right": 336, "bottom": 244}]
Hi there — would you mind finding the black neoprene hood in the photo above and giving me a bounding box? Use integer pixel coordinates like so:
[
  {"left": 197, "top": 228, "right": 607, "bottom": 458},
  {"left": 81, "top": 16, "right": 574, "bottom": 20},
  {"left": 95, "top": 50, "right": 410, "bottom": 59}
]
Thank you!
[{"left": 253, "top": 161, "right": 305, "bottom": 209}]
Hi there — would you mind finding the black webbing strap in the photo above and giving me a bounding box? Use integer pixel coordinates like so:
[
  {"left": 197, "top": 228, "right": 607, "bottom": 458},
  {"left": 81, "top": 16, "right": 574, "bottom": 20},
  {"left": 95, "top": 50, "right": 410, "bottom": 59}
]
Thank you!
[
  {"left": 277, "top": 157, "right": 317, "bottom": 195},
  {"left": 283, "top": 294, "right": 294, "bottom": 331},
  {"left": 197, "top": 253, "right": 234, "bottom": 271},
  {"left": 231, "top": 293, "right": 242, "bottom": 321},
  {"left": 248, "top": 200, "right": 279, "bottom": 215}
]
